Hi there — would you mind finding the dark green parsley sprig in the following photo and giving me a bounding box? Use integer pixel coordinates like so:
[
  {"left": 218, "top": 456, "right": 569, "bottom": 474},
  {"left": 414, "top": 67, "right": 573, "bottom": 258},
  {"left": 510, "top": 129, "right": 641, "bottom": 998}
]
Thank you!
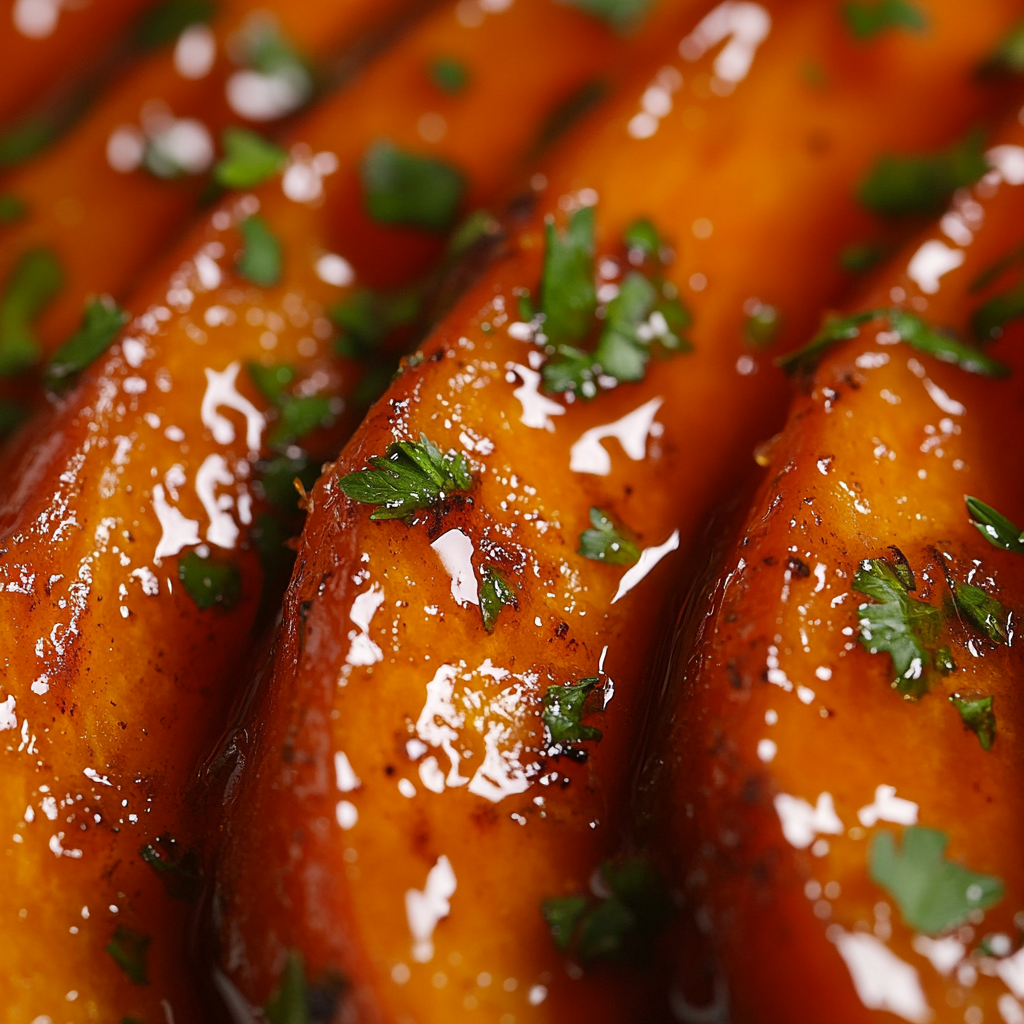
[
  {"left": 842, "top": 0, "right": 927, "bottom": 40},
  {"left": 971, "top": 281, "right": 1024, "bottom": 343},
  {"left": 543, "top": 677, "right": 602, "bottom": 754},
  {"left": 236, "top": 215, "right": 282, "bottom": 287},
  {"left": 139, "top": 837, "right": 203, "bottom": 903},
  {"left": 178, "top": 550, "right": 242, "bottom": 610},
  {"left": 247, "top": 362, "right": 333, "bottom": 448},
  {"left": 361, "top": 141, "right": 466, "bottom": 232},
  {"left": 965, "top": 496, "right": 1024, "bottom": 554},
  {"left": 950, "top": 693, "right": 996, "bottom": 750},
  {"left": 215, "top": 127, "right": 287, "bottom": 189},
  {"left": 480, "top": 565, "right": 516, "bottom": 632},
  {"left": 578, "top": 508, "right": 640, "bottom": 565},
  {"left": 951, "top": 581, "right": 1010, "bottom": 644},
  {"left": 0, "top": 247, "right": 63, "bottom": 374},
  {"left": 45, "top": 296, "right": 128, "bottom": 392},
  {"left": 338, "top": 434, "right": 472, "bottom": 521},
  {"left": 106, "top": 925, "right": 150, "bottom": 985}
]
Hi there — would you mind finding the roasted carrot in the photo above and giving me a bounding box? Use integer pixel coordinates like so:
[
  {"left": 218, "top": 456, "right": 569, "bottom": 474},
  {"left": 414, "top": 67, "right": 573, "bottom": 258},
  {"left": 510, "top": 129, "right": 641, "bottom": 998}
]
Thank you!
[
  {"left": 208, "top": 1, "right": 1024, "bottom": 1019},
  {"left": 639, "top": 109, "right": 1024, "bottom": 1023},
  {"left": 0, "top": 0, "right": 694, "bottom": 1018}
]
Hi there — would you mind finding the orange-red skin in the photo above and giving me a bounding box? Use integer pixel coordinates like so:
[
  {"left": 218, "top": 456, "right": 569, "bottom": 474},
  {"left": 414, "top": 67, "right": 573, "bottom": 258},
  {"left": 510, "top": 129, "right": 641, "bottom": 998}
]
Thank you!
[
  {"left": 0, "top": 0, "right": 698, "bottom": 1019},
  {"left": 211, "top": 1, "right": 1024, "bottom": 1020},
  {"left": 646, "top": 115, "right": 1024, "bottom": 1021}
]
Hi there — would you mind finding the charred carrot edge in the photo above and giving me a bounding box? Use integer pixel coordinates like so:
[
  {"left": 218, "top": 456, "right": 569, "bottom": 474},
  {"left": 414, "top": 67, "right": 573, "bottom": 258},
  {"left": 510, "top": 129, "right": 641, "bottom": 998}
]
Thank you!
[
  {"left": 209, "top": 0, "right": 1024, "bottom": 1019},
  {"left": 0, "top": 0, "right": 693, "bottom": 1019}
]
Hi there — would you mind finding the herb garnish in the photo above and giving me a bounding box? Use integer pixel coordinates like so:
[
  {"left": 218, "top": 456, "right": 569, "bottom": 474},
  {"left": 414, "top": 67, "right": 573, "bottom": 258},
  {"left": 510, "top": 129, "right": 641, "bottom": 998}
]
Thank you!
[
  {"left": 480, "top": 565, "right": 516, "bottom": 632},
  {"left": 854, "top": 556, "right": 944, "bottom": 697},
  {"left": 543, "top": 677, "right": 602, "bottom": 749},
  {"left": 361, "top": 141, "right": 466, "bottom": 232},
  {"left": 237, "top": 215, "right": 282, "bottom": 287},
  {"left": 542, "top": 858, "right": 672, "bottom": 963},
  {"left": 965, "top": 496, "right": 1024, "bottom": 554},
  {"left": 981, "top": 20, "right": 1024, "bottom": 75},
  {"left": 971, "top": 282, "right": 1024, "bottom": 343},
  {"left": 777, "top": 307, "right": 1007, "bottom": 377},
  {"left": 858, "top": 133, "right": 988, "bottom": 216},
  {"left": 951, "top": 581, "right": 1010, "bottom": 644},
  {"left": 247, "top": 362, "right": 332, "bottom": 447},
  {"left": 45, "top": 297, "right": 128, "bottom": 392},
  {"left": 178, "top": 551, "right": 242, "bottom": 610},
  {"left": 743, "top": 302, "right": 780, "bottom": 347},
  {"left": 578, "top": 508, "right": 640, "bottom": 565},
  {"left": 869, "top": 827, "right": 1003, "bottom": 935},
  {"left": 0, "top": 248, "right": 63, "bottom": 374},
  {"left": 951, "top": 693, "right": 996, "bottom": 750},
  {"left": 0, "top": 195, "right": 26, "bottom": 224},
  {"left": 0, "top": 117, "right": 58, "bottom": 168},
  {"left": 840, "top": 242, "right": 885, "bottom": 274},
  {"left": 140, "top": 837, "right": 203, "bottom": 902},
  {"left": 264, "top": 949, "right": 306, "bottom": 1024},
  {"left": 215, "top": 127, "right": 287, "bottom": 189},
  {"left": 560, "top": 0, "right": 654, "bottom": 30},
  {"left": 106, "top": 925, "right": 151, "bottom": 985},
  {"left": 541, "top": 205, "right": 597, "bottom": 348},
  {"left": 429, "top": 57, "right": 469, "bottom": 93},
  {"left": 331, "top": 286, "right": 421, "bottom": 359},
  {"left": 134, "top": 0, "right": 214, "bottom": 49},
  {"left": 842, "top": 0, "right": 926, "bottom": 40},
  {"left": 338, "top": 434, "right": 471, "bottom": 521}
]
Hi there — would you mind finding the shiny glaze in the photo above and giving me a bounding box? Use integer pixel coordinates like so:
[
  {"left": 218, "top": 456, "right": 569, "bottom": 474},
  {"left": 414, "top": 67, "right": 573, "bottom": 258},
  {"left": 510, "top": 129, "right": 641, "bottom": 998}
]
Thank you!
[
  {"left": 644, "top": 115, "right": 1024, "bottom": 1020},
  {"left": 212, "top": 1, "right": 1024, "bottom": 1019},
  {"left": 0, "top": 0, "right": 420, "bottom": 355},
  {"left": 0, "top": 0, "right": 664, "bottom": 1017}
]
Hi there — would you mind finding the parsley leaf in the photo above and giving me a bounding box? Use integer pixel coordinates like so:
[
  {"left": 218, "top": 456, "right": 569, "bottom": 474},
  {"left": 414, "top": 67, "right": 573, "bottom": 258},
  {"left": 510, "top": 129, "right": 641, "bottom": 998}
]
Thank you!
[
  {"left": 859, "top": 133, "right": 988, "bottom": 216},
  {"left": 970, "top": 282, "right": 1024, "bottom": 343},
  {"left": 743, "top": 302, "right": 780, "bottom": 347},
  {"left": 248, "top": 361, "right": 295, "bottom": 403},
  {"left": 854, "top": 556, "right": 943, "bottom": 697},
  {"left": 542, "top": 895, "right": 589, "bottom": 950},
  {"left": 429, "top": 57, "right": 469, "bottom": 93},
  {"left": 331, "top": 286, "right": 420, "bottom": 359},
  {"left": 870, "top": 827, "right": 1003, "bottom": 935},
  {"left": 559, "top": 0, "right": 654, "bottom": 30},
  {"left": 952, "top": 581, "right": 1010, "bottom": 644},
  {"left": 338, "top": 434, "right": 472, "bottom": 521},
  {"left": 361, "top": 141, "right": 466, "bottom": 232},
  {"left": 966, "top": 496, "right": 1024, "bottom": 554},
  {"left": 0, "top": 194, "right": 26, "bottom": 224},
  {"left": 842, "top": 0, "right": 927, "bottom": 40},
  {"left": 578, "top": 508, "right": 639, "bottom": 565},
  {"left": 480, "top": 565, "right": 515, "bottom": 632},
  {"left": 140, "top": 837, "right": 203, "bottom": 902},
  {"left": 541, "top": 205, "right": 596, "bottom": 346},
  {"left": 0, "top": 248, "right": 63, "bottom": 374},
  {"left": 543, "top": 677, "right": 602, "bottom": 747},
  {"left": 951, "top": 693, "right": 996, "bottom": 750},
  {"left": 215, "top": 127, "right": 287, "bottom": 189},
  {"left": 45, "top": 297, "right": 128, "bottom": 392},
  {"left": 134, "top": 0, "right": 214, "bottom": 49},
  {"left": 840, "top": 242, "right": 885, "bottom": 273},
  {"left": 265, "top": 949, "right": 307, "bottom": 1024},
  {"left": 981, "top": 20, "right": 1024, "bottom": 75},
  {"left": 592, "top": 271, "right": 658, "bottom": 381},
  {"left": 248, "top": 363, "right": 333, "bottom": 446},
  {"left": 622, "top": 218, "right": 662, "bottom": 261},
  {"left": 106, "top": 925, "right": 150, "bottom": 985},
  {"left": 178, "top": 551, "right": 242, "bottom": 610},
  {"left": 0, "top": 117, "right": 59, "bottom": 167},
  {"left": 256, "top": 454, "right": 320, "bottom": 511},
  {"left": 237, "top": 215, "right": 282, "bottom": 286}
]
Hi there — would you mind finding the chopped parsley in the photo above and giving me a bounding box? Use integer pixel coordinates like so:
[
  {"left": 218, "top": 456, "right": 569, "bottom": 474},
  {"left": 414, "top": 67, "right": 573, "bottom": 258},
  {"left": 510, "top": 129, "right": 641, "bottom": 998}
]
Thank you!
[
  {"left": 45, "top": 297, "right": 128, "bottom": 392},
  {"left": 543, "top": 677, "right": 602, "bottom": 748},
  {"left": 361, "top": 141, "right": 466, "bottom": 232},
  {"left": 854, "top": 556, "right": 943, "bottom": 698},
  {"left": 970, "top": 282, "right": 1024, "bottom": 343},
  {"left": 541, "top": 205, "right": 596, "bottom": 347},
  {"left": 965, "top": 496, "right": 1024, "bottom": 554},
  {"left": 777, "top": 307, "right": 1007, "bottom": 377},
  {"left": 331, "top": 286, "right": 420, "bottom": 359},
  {"left": 840, "top": 242, "right": 885, "bottom": 273},
  {"left": 0, "top": 194, "right": 26, "bottom": 224},
  {"left": 140, "top": 837, "right": 203, "bottom": 902},
  {"left": 248, "top": 362, "right": 333, "bottom": 448},
  {"left": 951, "top": 581, "right": 1010, "bottom": 644},
  {"left": 622, "top": 218, "right": 662, "bottom": 261},
  {"left": 178, "top": 551, "right": 242, "bottom": 610},
  {"left": 237, "top": 215, "right": 282, "bottom": 287},
  {"left": 858, "top": 133, "right": 988, "bottom": 216},
  {"left": 429, "top": 57, "right": 469, "bottom": 93},
  {"left": 842, "top": 0, "right": 927, "bottom": 40},
  {"left": 106, "top": 925, "right": 150, "bottom": 985},
  {"left": 337, "top": 434, "right": 471, "bottom": 521},
  {"left": 480, "top": 565, "right": 516, "bottom": 631},
  {"left": 215, "top": 127, "right": 287, "bottom": 189},
  {"left": 981, "top": 20, "right": 1024, "bottom": 75},
  {"left": 869, "top": 827, "right": 1003, "bottom": 935},
  {"left": 578, "top": 508, "right": 639, "bottom": 565},
  {"left": 950, "top": 693, "right": 996, "bottom": 751},
  {"left": 134, "top": 0, "right": 214, "bottom": 49},
  {"left": 559, "top": 0, "right": 654, "bottom": 30},
  {"left": 743, "top": 302, "right": 780, "bottom": 347},
  {"left": 0, "top": 117, "right": 58, "bottom": 168},
  {"left": 0, "top": 248, "right": 64, "bottom": 374},
  {"left": 541, "top": 858, "right": 672, "bottom": 963},
  {"left": 264, "top": 949, "right": 307, "bottom": 1024}
]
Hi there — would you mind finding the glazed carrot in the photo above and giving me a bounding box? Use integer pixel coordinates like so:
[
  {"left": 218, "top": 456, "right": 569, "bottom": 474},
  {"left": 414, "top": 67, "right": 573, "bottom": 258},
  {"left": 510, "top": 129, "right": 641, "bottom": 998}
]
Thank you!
[
  {"left": 0, "top": 0, "right": 692, "bottom": 1019},
  {"left": 641, "top": 114, "right": 1024, "bottom": 1022},
  {"left": 209, "top": 1, "right": 1024, "bottom": 1020},
  {"left": 0, "top": 0, "right": 152, "bottom": 129},
  {"left": 0, "top": 0, "right": 423, "bottom": 382}
]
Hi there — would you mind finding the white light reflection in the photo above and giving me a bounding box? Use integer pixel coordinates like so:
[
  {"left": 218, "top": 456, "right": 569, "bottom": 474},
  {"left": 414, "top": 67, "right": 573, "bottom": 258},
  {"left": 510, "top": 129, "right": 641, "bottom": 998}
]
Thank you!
[
  {"left": 569, "top": 397, "right": 662, "bottom": 475},
  {"left": 406, "top": 855, "right": 457, "bottom": 962}
]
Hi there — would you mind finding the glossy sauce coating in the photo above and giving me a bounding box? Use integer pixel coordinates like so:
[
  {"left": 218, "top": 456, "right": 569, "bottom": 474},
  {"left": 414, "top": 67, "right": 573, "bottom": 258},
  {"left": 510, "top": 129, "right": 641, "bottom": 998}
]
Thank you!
[
  {"left": 0, "top": 0, "right": 660, "bottom": 1018},
  {"left": 645, "top": 115, "right": 1024, "bottom": 1021},
  {"left": 211, "top": 1, "right": 1024, "bottom": 1019}
]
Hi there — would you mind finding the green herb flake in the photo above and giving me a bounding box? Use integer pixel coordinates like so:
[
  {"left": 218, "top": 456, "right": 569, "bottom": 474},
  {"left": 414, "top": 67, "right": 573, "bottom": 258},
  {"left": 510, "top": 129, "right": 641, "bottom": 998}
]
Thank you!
[
  {"left": 264, "top": 949, "right": 308, "bottom": 1024},
  {"left": 970, "top": 283, "right": 1024, "bottom": 343},
  {"left": 361, "top": 141, "right": 466, "bottom": 232},
  {"left": 338, "top": 434, "right": 471, "bottom": 521},
  {"left": 248, "top": 361, "right": 295, "bottom": 403},
  {"left": 331, "top": 286, "right": 420, "bottom": 359},
  {"left": 0, "top": 248, "right": 63, "bottom": 374},
  {"left": 840, "top": 242, "right": 884, "bottom": 273},
  {"left": 446, "top": 208, "right": 502, "bottom": 259},
  {"left": 540, "top": 205, "right": 596, "bottom": 347},
  {"left": 0, "top": 194, "right": 26, "bottom": 224},
  {"left": 936, "top": 645, "right": 955, "bottom": 675},
  {"left": 429, "top": 57, "right": 469, "bottom": 93},
  {"left": 106, "top": 925, "right": 151, "bottom": 985},
  {"left": 622, "top": 218, "right": 662, "bottom": 261},
  {"left": 578, "top": 508, "right": 639, "bottom": 566},
  {"left": 215, "top": 127, "right": 287, "bottom": 189},
  {"left": 45, "top": 297, "right": 128, "bottom": 392},
  {"left": 140, "top": 838, "right": 203, "bottom": 902},
  {"left": 743, "top": 302, "right": 780, "bottom": 348},
  {"left": 952, "top": 581, "right": 1010, "bottom": 644},
  {"left": 854, "top": 556, "right": 943, "bottom": 697},
  {"left": 842, "top": 0, "right": 927, "bottom": 40},
  {"left": 869, "top": 826, "right": 1003, "bottom": 935},
  {"left": 178, "top": 551, "right": 242, "bottom": 610},
  {"left": 950, "top": 693, "right": 996, "bottom": 751},
  {"left": 859, "top": 133, "right": 988, "bottom": 217},
  {"left": 480, "top": 565, "right": 515, "bottom": 632},
  {"left": 981, "top": 20, "right": 1024, "bottom": 75},
  {"left": 542, "top": 895, "right": 589, "bottom": 950},
  {"left": 271, "top": 395, "right": 332, "bottom": 448},
  {"left": 134, "top": 0, "right": 215, "bottom": 49},
  {"left": 542, "top": 677, "right": 602, "bottom": 746},
  {"left": 236, "top": 215, "right": 282, "bottom": 287},
  {"left": 559, "top": 0, "right": 654, "bottom": 30},
  {"left": 965, "top": 496, "right": 1024, "bottom": 554},
  {"left": 0, "top": 117, "right": 58, "bottom": 167}
]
